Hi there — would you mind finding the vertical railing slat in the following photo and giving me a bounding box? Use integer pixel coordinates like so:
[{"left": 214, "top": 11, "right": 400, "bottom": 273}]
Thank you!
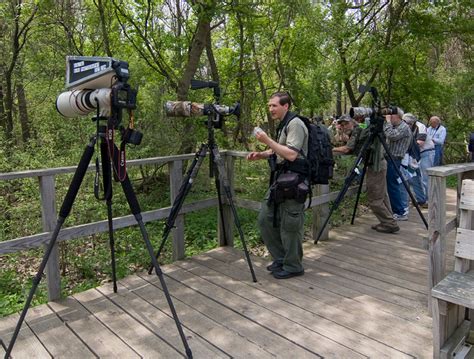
[
  {"left": 428, "top": 175, "right": 446, "bottom": 314},
  {"left": 39, "top": 175, "right": 61, "bottom": 301}
]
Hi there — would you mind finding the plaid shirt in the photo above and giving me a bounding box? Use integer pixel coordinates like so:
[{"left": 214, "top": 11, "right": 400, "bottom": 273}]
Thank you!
[{"left": 383, "top": 120, "right": 412, "bottom": 159}]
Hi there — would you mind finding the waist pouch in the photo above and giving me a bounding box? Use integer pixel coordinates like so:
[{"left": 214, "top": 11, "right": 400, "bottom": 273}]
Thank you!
[{"left": 269, "top": 172, "right": 309, "bottom": 204}]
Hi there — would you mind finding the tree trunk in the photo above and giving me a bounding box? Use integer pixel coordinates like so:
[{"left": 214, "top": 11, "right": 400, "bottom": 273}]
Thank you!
[
  {"left": 177, "top": 4, "right": 215, "bottom": 154},
  {"left": 16, "top": 75, "right": 30, "bottom": 143},
  {"left": 4, "top": 77, "right": 14, "bottom": 142},
  {"left": 96, "top": 0, "right": 113, "bottom": 57},
  {"left": 2, "top": 1, "right": 37, "bottom": 143},
  {"left": 0, "top": 84, "right": 5, "bottom": 138},
  {"left": 233, "top": 7, "right": 249, "bottom": 150},
  {"left": 251, "top": 36, "right": 274, "bottom": 136},
  {"left": 336, "top": 80, "right": 342, "bottom": 116},
  {"left": 177, "top": 21, "right": 211, "bottom": 100}
]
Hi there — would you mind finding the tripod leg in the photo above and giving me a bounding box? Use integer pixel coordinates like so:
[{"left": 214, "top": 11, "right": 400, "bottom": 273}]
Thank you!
[
  {"left": 214, "top": 174, "right": 230, "bottom": 246},
  {"left": 351, "top": 160, "right": 368, "bottom": 225},
  {"left": 5, "top": 139, "right": 96, "bottom": 358},
  {"left": 377, "top": 133, "right": 428, "bottom": 229},
  {"left": 211, "top": 147, "right": 258, "bottom": 283},
  {"left": 147, "top": 144, "right": 208, "bottom": 274},
  {"left": 113, "top": 147, "right": 193, "bottom": 359},
  {"left": 315, "top": 132, "right": 376, "bottom": 244},
  {"left": 100, "top": 140, "right": 117, "bottom": 293}
]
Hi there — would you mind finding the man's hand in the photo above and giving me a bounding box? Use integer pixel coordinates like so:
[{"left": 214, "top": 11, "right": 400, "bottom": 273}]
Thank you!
[
  {"left": 246, "top": 150, "right": 271, "bottom": 161},
  {"left": 255, "top": 129, "right": 271, "bottom": 145}
]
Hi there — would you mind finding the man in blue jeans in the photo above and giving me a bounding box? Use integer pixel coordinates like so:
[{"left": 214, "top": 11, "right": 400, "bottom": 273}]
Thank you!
[{"left": 384, "top": 108, "right": 412, "bottom": 221}]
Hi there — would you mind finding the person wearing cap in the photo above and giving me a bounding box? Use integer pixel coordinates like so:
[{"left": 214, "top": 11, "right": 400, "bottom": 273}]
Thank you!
[
  {"left": 403, "top": 113, "right": 434, "bottom": 206},
  {"left": 428, "top": 116, "right": 447, "bottom": 166},
  {"left": 384, "top": 107, "right": 412, "bottom": 221},
  {"left": 330, "top": 115, "right": 358, "bottom": 147},
  {"left": 333, "top": 116, "right": 399, "bottom": 233}
]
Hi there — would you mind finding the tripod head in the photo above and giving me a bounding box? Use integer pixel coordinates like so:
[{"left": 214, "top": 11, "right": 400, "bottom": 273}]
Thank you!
[{"left": 350, "top": 85, "right": 386, "bottom": 135}]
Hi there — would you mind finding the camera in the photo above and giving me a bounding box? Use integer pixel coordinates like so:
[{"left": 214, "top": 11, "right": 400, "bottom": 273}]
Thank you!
[
  {"left": 380, "top": 106, "right": 399, "bottom": 115},
  {"left": 164, "top": 79, "right": 240, "bottom": 129},
  {"left": 350, "top": 107, "right": 373, "bottom": 119},
  {"left": 164, "top": 101, "right": 240, "bottom": 118},
  {"left": 55, "top": 56, "right": 137, "bottom": 121},
  {"left": 349, "top": 105, "right": 398, "bottom": 120}
]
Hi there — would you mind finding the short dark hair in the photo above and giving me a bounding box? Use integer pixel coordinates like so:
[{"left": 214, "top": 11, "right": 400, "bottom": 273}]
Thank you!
[{"left": 270, "top": 91, "right": 292, "bottom": 108}]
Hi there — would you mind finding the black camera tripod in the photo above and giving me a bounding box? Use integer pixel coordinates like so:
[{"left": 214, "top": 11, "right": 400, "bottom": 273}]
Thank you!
[
  {"left": 148, "top": 113, "right": 257, "bottom": 283},
  {"left": 3, "top": 120, "right": 193, "bottom": 359},
  {"left": 315, "top": 114, "right": 428, "bottom": 244}
]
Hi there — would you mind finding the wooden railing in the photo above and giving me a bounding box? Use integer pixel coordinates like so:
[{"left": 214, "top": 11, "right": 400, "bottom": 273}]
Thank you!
[
  {"left": 427, "top": 162, "right": 474, "bottom": 312},
  {"left": 0, "top": 150, "right": 360, "bottom": 302}
]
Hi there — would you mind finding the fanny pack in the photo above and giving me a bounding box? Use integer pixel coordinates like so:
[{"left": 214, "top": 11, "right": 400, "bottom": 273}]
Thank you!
[{"left": 269, "top": 172, "right": 309, "bottom": 204}]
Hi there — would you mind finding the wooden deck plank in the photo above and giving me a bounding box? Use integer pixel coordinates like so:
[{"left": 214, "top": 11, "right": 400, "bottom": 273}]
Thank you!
[
  {"left": 97, "top": 277, "right": 229, "bottom": 358},
  {"left": 117, "top": 273, "right": 273, "bottom": 358},
  {"left": 205, "top": 248, "right": 432, "bottom": 328},
  {"left": 0, "top": 313, "right": 51, "bottom": 358},
  {"left": 150, "top": 265, "right": 365, "bottom": 358},
  {"left": 318, "top": 230, "right": 429, "bottom": 271},
  {"left": 303, "top": 247, "right": 427, "bottom": 301},
  {"left": 133, "top": 271, "right": 326, "bottom": 358},
  {"left": 26, "top": 304, "right": 95, "bottom": 358},
  {"left": 312, "top": 240, "right": 428, "bottom": 286},
  {"left": 177, "top": 255, "right": 413, "bottom": 358},
  {"left": 72, "top": 287, "right": 184, "bottom": 358},
  {"left": 47, "top": 296, "right": 140, "bottom": 358},
  {"left": 201, "top": 247, "right": 432, "bottom": 358}
]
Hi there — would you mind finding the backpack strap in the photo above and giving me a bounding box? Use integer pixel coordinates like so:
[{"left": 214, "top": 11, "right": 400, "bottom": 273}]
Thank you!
[
  {"left": 280, "top": 113, "right": 308, "bottom": 158},
  {"left": 279, "top": 113, "right": 313, "bottom": 209}
]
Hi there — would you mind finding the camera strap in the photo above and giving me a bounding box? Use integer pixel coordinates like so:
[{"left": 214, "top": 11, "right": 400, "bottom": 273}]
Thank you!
[
  {"left": 115, "top": 110, "right": 135, "bottom": 182},
  {"left": 117, "top": 141, "right": 127, "bottom": 182}
]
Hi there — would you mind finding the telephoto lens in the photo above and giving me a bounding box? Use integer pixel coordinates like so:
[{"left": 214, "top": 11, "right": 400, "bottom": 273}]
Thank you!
[
  {"left": 56, "top": 89, "right": 111, "bottom": 118},
  {"left": 164, "top": 101, "right": 207, "bottom": 117},
  {"left": 350, "top": 107, "right": 373, "bottom": 118}
]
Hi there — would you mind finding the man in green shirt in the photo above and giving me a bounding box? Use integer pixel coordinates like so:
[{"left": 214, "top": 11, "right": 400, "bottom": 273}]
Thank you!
[
  {"left": 333, "top": 116, "right": 399, "bottom": 233},
  {"left": 247, "top": 92, "right": 308, "bottom": 279}
]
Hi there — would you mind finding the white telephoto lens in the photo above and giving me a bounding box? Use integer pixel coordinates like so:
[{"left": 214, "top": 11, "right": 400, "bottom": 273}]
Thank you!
[
  {"left": 56, "top": 90, "right": 92, "bottom": 117},
  {"left": 56, "top": 89, "right": 111, "bottom": 118},
  {"left": 89, "top": 88, "right": 111, "bottom": 117}
]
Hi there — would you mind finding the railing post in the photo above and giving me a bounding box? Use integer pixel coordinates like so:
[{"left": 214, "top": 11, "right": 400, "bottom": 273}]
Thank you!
[
  {"left": 427, "top": 174, "right": 447, "bottom": 314},
  {"left": 218, "top": 153, "right": 234, "bottom": 247},
  {"left": 169, "top": 160, "right": 185, "bottom": 260},
  {"left": 39, "top": 175, "right": 61, "bottom": 301},
  {"left": 312, "top": 184, "right": 330, "bottom": 242}
]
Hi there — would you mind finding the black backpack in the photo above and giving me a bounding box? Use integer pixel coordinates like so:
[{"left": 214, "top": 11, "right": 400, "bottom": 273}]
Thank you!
[{"left": 280, "top": 113, "right": 334, "bottom": 185}]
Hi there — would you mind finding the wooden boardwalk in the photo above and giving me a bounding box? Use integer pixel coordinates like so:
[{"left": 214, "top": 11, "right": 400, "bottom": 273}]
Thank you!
[{"left": 0, "top": 202, "right": 457, "bottom": 358}]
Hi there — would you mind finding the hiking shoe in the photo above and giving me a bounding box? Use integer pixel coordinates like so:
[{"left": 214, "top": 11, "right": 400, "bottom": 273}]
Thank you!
[
  {"left": 418, "top": 202, "right": 429, "bottom": 209},
  {"left": 373, "top": 223, "right": 400, "bottom": 233},
  {"left": 266, "top": 261, "right": 283, "bottom": 272},
  {"left": 272, "top": 269, "right": 304, "bottom": 279},
  {"left": 393, "top": 214, "right": 408, "bottom": 221},
  {"left": 371, "top": 223, "right": 381, "bottom": 230}
]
